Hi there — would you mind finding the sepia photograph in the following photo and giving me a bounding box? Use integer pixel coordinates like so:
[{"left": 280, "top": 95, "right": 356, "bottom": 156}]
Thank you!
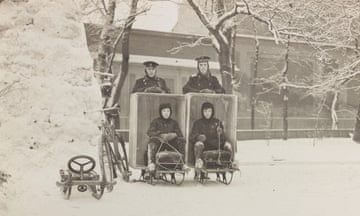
[{"left": 1, "top": 0, "right": 360, "bottom": 215}]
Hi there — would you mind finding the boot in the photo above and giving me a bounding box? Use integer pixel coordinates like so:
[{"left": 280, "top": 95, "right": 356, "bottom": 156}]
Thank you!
[
  {"left": 195, "top": 158, "right": 204, "bottom": 169},
  {"left": 194, "top": 141, "right": 204, "bottom": 170},
  {"left": 147, "top": 143, "right": 157, "bottom": 173}
]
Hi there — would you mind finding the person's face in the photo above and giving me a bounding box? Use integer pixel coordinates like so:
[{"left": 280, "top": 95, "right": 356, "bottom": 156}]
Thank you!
[
  {"left": 161, "top": 108, "right": 171, "bottom": 119},
  {"left": 198, "top": 62, "right": 208, "bottom": 75},
  {"left": 203, "top": 108, "right": 212, "bottom": 119},
  {"left": 145, "top": 66, "right": 157, "bottom": 78}
]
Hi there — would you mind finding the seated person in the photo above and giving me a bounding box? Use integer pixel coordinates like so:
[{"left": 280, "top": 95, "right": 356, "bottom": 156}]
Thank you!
[
  {"left": 190, "top": 102, "right": 232, "bottom": 170},
  {"left": 183, "top": 56, "right": 225, "bottom": 94},
  {"left": 132, "top": 61, "right": 171, "bottom": 93},
  {"left": 145, "top": 103, "right": 185, "bottom": 172}
]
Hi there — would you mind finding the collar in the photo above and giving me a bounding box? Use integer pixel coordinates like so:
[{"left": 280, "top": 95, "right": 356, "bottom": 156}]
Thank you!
[
  {"left": 144, "top": 75, "right": 158, "bottom": 81},
  {"left": 197, "top": 72, "right": 211, "bottom": 79}
]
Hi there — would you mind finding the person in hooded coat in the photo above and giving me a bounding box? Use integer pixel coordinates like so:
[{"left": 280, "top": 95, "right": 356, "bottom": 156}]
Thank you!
[
  {"left": 183, "top": 56, "right": 225, "bottom": 94},
  {"left": 132, "top": 61, "right": 171, "bottom": 93},
  {"left": 145, "top": 103, "right": 185, "bottom": 172},
  {"left": 190, "top": 102, "right": 232, "bottom": 169}
]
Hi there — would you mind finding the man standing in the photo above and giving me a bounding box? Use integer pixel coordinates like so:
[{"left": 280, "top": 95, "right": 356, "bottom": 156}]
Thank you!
[
  {"left": 183, "top": 56, "right": 225, "bottom": 94},
  {"left": 132, "top": 61, "right": 170, "bottom": 93}
]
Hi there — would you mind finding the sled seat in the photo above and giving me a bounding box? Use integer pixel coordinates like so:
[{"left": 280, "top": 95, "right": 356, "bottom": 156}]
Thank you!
[
  {"left": 202, "top": 150, "right": 232, "bottom": 169},
  {"left": 156, "top": 151, "right": 184, "bottom": 170}
]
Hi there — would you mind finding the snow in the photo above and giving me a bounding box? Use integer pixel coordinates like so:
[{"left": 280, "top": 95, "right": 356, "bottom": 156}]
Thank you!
[
  {"left": 80, "top": 0, "right": 179, "bottom": 32},
  {"left": 2, "top": 137, "right": 360, "bottom": 216},
  {"left": 1, "top": 1, "right": 360, "bottom": 216},
  {"left": 0, "top": 0, "right": 101, "bottom": 214},
  {"left": 132, "top": 1, "right": 179, "bottom": 32}
]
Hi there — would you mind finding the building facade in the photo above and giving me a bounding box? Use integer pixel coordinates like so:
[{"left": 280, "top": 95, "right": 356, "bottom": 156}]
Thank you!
[{"left": 84, "top": 2, "right": 357, "bottom": 138}]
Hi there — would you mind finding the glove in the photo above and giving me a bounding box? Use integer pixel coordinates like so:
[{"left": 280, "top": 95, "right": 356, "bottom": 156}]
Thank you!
[
  {"left": 145, "top": 86, "right": 164, "bottom": 93},
  {"left": 177, "top": 137, "right": 186, "bottom": 143},
  {"left": 197, "top": 134, "right": 206, "bottom": 142},
  {"left": 200, "top": 89, "right": 215, "bottom": 93},
  {"left": 216, "top": 127, "right": 223, "bottom": 135}
]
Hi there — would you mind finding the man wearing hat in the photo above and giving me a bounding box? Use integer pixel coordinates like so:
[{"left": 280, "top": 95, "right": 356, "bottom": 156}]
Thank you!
[
  {"left": 132, "top": 61, "right": 170, "bottom": 93},
  {"left": 183, "top": 56, "right": 225, "bottom": 94}
]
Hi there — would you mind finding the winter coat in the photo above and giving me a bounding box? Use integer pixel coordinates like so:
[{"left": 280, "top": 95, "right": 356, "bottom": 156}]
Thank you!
[
  {"left": 132, "top": 75, "right": 170, "bottom": 93},
  {"left": 183, "top": 73, "right": 225, "bottom": 94},
  {"left": 190, "top": 118, "right": 226, "bottom": 151},
  {"left": 147, "top": 117, "right": 183, "bottom": 137},
  {"left": 189, "top": 102, "right": 226, "bottom": 150}
]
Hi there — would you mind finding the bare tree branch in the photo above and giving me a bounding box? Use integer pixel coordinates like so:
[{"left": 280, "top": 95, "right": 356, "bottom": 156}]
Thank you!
[
  {"left": 0, "top": 80, "right": 19, "bottom": 98},
  {"left": 187, "top": 0, "right": 216, "bottom": 33},
  {"left": 214, "top": 4, "right": 242, "bottom": 31},
  {"left": 90, "top": 0, "right": 106, "bottom": 17},
  {"left": 167, "top": 36, "right": 212, "bottom": 54},
  {"left": 101, "top": 0, "right": 108, "bottom": 13},
  {"left": 106, "top": 0, "right": 141, "bottom": 108}
]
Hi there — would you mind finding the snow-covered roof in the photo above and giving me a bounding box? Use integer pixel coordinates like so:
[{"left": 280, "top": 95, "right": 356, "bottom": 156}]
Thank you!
[{"left": 132, "top": 1, "right": 179, "bottom": 32}]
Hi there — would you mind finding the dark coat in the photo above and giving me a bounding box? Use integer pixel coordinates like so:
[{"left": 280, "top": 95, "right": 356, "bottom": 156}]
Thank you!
[
  {"left": 190, "top": 118, "right": 226, "bottom": 151},
  {"left": 145, "top": 117, "right": 185, "bottom": 163},
  {"left": 183, "top": 73, "right": 225, "bottom": 94},
  {"left": 132, "top": 75, "right": 170, "bottom": 93},
  {"left": 147, "top": 117, "right": 183, "bottom": 138}
]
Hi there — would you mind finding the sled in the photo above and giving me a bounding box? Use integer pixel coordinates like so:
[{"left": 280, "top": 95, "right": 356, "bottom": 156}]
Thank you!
[
  {"left": 56, "top": 113, "right": 132, "bottom": 199},
  {"left": 195, "top": 150, "right": 239, "bottom": 185},
  {"left": 186, "top": 93, "right": 240, "bottom": 185},
  {"left": 137, "top": 136, "right": 187, "bottom": 185},
  {"left": 56, "top": 155, "right": 116, "bottom": 200},
  {"left": 129, "top": 93, "right": 188, "bottom": 185}
]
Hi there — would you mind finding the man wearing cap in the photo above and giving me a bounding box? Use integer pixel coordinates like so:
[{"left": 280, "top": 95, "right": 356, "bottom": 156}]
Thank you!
[
  {"left": 132, "top": 61, "right": 171, "bottom": 93},
  {"left": 183, "top": 56, "right": 225, "bottom": 94}
]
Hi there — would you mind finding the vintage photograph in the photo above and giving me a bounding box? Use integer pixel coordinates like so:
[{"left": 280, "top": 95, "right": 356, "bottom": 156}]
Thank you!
[{"left": 1, "top": 0, "right": 360, "bottom": 215}]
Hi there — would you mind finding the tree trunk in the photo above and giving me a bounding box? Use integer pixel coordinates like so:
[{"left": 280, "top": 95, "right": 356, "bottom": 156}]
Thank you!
[
  {"left": 353, "top": 103, "right": 360, "bottom": 143},
  {"left": 282, "top": 89, "right": 288, "bottom": 140},
  {"left": 250, "top": 18, "right": 260, "bottom": 130},
  {"left": 105, "top": 0, "right": 138, "bottom": 108},
  {"left": 282, "top": 34, "right": 291, "bottom": 140},
  {"left": 353, "top": 38, "right": 360, "bottom": 143},
  {"left": 95, "top": 0, "right": 116, "bottom": 105},
  {"left": 218, "top": 44, "right": 233, "bottom": 94},
  {"left": 215, "top": 0, "right": 233, "bottom": 94},
  {"left": 330, "top": 91, "right": 339, "bottom": 130},
  {"left": 186, "top": 0, "right": 240, "bottom": 94}
]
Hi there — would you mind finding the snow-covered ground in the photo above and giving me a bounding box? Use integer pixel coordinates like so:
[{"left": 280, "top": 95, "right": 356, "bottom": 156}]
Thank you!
[
  {"left": 1, "top": 1, "right": 360, "bottom": 216},
  {"left": 1, "top": 138, "right": 360, "bottom": 216}
]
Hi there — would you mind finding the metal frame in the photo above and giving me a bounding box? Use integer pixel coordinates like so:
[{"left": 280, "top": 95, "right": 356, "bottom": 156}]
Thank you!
[{"left": 56, "top": 117, "right": 132, "bottom": 200}]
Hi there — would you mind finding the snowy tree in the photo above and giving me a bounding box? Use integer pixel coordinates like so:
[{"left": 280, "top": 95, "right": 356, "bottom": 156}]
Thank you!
[
  {"left": 185, "top": 0, "right": 242, "bottom": 93},
  {"left": 83, "top": 0, "right": 147, "bottom": 125},
  {"left": 242, "top": 0, "right": 360, "bottom": 134},
  {"left": 269, "top": 0, "right": 360, "bottom": 131}
]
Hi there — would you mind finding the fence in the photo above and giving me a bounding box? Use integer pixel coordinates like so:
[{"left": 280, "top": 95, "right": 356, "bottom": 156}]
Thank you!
[{"left": 116, "top": 116, "right": 355, "bottom": 141}]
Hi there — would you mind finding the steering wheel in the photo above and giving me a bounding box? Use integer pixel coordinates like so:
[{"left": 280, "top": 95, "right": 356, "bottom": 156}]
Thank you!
[{"left": 67, "top": 155, "right": 96, "bottom": 174}]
